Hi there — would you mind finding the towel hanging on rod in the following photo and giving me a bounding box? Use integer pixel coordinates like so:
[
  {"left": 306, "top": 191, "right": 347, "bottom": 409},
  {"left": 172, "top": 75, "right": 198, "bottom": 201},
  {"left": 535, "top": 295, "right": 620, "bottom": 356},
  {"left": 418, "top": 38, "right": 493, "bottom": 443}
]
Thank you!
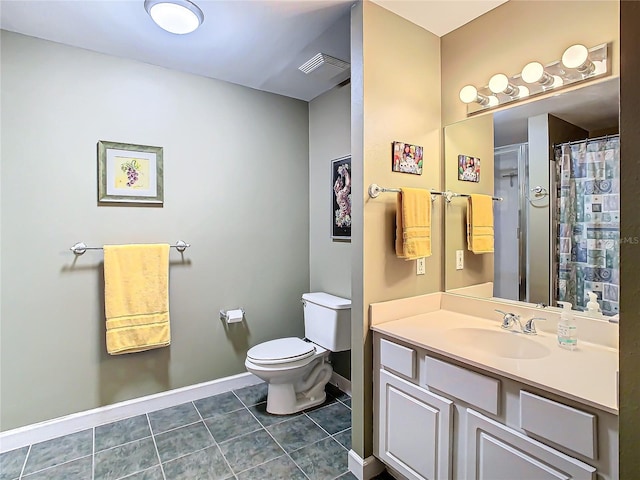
[{"left": 70, "top": 240, "right": 190, "bottom": 255}]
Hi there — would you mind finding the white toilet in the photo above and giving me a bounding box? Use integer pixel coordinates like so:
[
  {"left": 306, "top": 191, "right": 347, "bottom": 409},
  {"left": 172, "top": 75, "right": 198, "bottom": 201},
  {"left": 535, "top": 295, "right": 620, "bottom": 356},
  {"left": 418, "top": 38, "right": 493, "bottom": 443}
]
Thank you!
[{"left": 245, "top": 292, "right": 351, "bottom": 415}]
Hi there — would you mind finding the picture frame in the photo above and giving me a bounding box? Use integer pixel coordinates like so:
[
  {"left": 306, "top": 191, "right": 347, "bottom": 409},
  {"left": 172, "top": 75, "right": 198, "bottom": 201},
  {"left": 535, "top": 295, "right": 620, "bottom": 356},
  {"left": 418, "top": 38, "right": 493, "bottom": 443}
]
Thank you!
[
  {"left": 458, "top": 154, "right": 481, "bottom": 183},
  {"left": 392, "top": 141, "right": 423, "bottom": 175},
  {"left": 331, "top": 156, "right": 351, "bottom": 240},
  {"left": 98, "top": 140, "right": 163, "bottom": 205}
]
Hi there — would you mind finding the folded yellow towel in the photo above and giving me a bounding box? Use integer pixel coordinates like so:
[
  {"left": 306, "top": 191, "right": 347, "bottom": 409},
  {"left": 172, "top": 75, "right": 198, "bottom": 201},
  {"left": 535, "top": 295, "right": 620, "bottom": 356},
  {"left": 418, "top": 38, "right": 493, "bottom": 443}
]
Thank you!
[
  {"left": 103, "top": 244, "right": 170, "bottom": 355},
  {"left": 467, "top": 194, "right": 494, "bottom": 254},
  {"left": 395, "top": 187, "right": 432, "bottom": 260}
]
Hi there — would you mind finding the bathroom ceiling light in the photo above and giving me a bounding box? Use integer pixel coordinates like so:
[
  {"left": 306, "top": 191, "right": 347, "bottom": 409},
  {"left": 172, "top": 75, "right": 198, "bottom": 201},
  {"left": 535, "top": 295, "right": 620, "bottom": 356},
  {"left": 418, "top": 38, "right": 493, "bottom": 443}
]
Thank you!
[
  {"left": 488, "top": 73, "right": 519, "bottom": 97},
  {"left": 562, "top": 44, "right": 595, "bottom": 75},
  {"left": 144, "top": 0, "right": 204, "bottom": 34}
]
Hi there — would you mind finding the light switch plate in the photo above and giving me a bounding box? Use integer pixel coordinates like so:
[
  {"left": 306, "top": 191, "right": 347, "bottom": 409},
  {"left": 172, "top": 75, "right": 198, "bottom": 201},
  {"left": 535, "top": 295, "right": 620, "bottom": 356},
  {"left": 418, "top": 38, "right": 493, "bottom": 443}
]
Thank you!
[
  {"left": 456, "top": 250, "right": 464, "bottom": 270},
  {"left": 417, "top": 257, "right": 426, "bottom": 275}
]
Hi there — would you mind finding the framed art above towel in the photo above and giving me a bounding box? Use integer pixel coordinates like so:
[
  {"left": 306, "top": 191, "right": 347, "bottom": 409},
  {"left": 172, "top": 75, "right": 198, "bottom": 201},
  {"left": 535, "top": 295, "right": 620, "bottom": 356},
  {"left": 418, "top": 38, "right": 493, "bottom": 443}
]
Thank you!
[
  {"left": 331, "top": 156, "right": 351, "bottom": 240},
  {"left": 98, "top": 140, "right": 164, "bottom": 205}
]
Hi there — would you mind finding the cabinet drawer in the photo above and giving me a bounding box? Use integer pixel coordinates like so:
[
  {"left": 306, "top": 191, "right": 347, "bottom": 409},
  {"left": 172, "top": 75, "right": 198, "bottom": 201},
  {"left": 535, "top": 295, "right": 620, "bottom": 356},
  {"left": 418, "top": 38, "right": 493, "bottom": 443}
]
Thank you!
[
  {"left": 467, "top": 409, "right": 595, "bottom": 480},
  {"left": 520, "top": 391, "right": 597, "bottom": 460},
  {"left": 380, "top": 338, "right": 416, "bottom": 379},
  {"left": 425, "top": 356, "right": 500, "bottom": 415}
]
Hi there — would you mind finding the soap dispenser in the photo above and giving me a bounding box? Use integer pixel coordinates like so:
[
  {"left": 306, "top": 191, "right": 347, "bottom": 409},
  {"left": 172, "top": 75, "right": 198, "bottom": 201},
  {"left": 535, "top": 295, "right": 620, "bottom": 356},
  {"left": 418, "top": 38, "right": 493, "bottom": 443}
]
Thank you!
[
  {"left": 586, "top": 291, "right": 602, "bottom": 319},
  {"left": 557, "top": 301, "right": 577, "bottom": 351}
]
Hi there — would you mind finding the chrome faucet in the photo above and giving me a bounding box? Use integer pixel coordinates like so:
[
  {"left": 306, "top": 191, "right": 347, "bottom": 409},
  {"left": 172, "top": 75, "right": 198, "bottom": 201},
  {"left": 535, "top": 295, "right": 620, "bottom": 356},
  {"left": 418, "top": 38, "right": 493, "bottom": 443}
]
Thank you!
[
  {"left": 495, "top": 309, "right": 523, "bottom": 332},
  {"left": 495, "top": 309, "right": 545, "bottom": 335},
  {"left": 522, "top": 317, "right": 546, "bottom": 335}
]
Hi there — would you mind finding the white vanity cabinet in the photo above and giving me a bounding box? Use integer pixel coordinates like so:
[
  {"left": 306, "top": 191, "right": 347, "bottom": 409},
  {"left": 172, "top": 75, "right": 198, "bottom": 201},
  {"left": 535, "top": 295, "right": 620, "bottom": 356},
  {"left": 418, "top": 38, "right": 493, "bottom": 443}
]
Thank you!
[{"left": 373, "top": 333, "right": 618, "bottom": 480}]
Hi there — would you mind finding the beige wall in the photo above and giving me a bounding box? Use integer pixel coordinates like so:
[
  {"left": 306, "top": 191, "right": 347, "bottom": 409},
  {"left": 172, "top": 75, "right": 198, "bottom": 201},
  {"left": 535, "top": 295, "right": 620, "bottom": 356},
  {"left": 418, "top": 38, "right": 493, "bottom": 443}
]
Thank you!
[
  {"left": 352, "top": 0, "right": 442, "bottom": 458},
  {"left": 619, "top": 1, "right": 640, "bottom": 475},
  {"left": 442, "top": 1, "right": 620, "bottom": 127},
  {"left": 443, "top": 114, "right": 494, "bottom": 290},
  {"left": 0, "top": 31, "right": 310, "bottom": 430}
]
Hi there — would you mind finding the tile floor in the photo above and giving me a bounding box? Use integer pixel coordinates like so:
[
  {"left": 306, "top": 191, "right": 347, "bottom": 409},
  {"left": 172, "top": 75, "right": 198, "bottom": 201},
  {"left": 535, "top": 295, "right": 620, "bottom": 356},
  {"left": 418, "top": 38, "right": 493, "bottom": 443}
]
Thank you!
[{"left": 0, "top": 383, "right": 394, "bottom": 480}]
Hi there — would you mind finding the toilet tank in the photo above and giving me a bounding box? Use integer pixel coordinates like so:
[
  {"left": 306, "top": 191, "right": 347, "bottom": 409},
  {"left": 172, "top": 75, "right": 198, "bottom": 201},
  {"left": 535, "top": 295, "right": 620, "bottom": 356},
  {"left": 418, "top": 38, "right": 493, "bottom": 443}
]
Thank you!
[{"left": 302, "top": 292, "right": 351, "bottom": 352}]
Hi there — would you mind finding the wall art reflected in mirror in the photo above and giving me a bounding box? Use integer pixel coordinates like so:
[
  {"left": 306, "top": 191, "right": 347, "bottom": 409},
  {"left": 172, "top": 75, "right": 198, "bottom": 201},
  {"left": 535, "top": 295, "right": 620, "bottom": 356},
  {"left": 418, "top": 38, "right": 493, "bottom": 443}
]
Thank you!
[{"left": 444, "top": 78, "right": 619, "bottom": 319}]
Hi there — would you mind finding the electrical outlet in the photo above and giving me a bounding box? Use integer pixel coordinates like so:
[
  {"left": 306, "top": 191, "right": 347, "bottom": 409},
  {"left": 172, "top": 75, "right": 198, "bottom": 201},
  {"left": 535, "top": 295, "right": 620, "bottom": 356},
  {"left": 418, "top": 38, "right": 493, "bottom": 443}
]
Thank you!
[
  {"left": 456, "top": 250, "right": 464, "bottom": 270},
  {"left": 416, "top": 257, "right": 426, "bottom": 275}
]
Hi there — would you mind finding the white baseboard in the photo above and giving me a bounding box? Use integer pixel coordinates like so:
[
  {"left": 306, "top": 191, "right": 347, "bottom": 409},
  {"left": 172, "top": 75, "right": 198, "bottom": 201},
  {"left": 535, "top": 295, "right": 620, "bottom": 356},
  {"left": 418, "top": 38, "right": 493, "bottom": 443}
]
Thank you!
[
  {"left": 348, "top": 449, "right": 386, "bottom": 480},
  {"left": 330, "top": 371, "right": 352, "bottom": 396},
  {"left": 0, "top": 372, "right": 262, "bottom": 453}
]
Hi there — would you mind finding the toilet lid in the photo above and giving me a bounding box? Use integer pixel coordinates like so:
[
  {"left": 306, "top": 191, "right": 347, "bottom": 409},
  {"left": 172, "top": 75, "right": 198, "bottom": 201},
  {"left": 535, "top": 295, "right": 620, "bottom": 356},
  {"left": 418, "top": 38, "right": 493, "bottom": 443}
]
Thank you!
[{"left": 247, "top": 337, "right": 316, "bottom": 365}]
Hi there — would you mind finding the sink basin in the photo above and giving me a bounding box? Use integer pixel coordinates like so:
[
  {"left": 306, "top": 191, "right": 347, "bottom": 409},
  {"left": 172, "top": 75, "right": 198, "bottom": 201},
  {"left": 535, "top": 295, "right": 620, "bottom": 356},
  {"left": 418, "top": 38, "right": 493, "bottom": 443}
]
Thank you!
[{"left": 445, "top": 327, "right": 552, "bottom": 359}]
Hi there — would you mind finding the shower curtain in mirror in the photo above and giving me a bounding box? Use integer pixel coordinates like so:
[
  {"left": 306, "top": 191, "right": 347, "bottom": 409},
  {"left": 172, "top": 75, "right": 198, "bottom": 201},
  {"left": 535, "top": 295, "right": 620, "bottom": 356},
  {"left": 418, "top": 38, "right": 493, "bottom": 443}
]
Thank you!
[{"left": 555, "top": 136, "right": 620, "bottom": 316}]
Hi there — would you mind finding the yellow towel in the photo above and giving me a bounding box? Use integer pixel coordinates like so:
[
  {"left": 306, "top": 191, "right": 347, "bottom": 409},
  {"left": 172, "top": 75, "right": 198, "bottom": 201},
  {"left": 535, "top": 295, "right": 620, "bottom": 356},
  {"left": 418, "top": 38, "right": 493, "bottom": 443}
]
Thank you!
[
  {"left": 395, "top": 187, "right": 432, "bottom": 260},
  {"left": 104, "top": 244, "right": 170, "bottom": 355},
  {"left": 467, "top": 194, "right": 494, "bottom": 254}
]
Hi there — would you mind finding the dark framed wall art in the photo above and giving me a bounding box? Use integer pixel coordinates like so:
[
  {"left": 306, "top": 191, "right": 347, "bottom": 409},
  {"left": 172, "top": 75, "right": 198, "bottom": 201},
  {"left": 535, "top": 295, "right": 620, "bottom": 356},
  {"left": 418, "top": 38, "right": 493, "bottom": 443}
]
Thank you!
[{"left": 331, "top": 156, "right": 351, "bottom": 240}]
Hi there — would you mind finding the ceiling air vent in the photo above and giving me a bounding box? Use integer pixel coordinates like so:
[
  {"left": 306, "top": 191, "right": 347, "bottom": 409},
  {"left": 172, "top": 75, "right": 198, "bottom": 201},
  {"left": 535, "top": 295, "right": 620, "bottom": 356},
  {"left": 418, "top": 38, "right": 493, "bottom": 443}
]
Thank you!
[{"left": 298, "top": 53, "right": 350, "bottom": 80}]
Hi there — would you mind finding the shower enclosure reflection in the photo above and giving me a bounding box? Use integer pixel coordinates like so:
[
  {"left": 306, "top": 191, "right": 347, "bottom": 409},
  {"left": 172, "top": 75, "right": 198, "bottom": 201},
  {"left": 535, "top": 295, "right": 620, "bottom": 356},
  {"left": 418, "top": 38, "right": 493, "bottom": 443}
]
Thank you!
[
  {"left": 493, "top": 143, "right": 528, "bottom": 302},
  {"left": 444, "top": 78, "right": 620, "bottom": 316}
]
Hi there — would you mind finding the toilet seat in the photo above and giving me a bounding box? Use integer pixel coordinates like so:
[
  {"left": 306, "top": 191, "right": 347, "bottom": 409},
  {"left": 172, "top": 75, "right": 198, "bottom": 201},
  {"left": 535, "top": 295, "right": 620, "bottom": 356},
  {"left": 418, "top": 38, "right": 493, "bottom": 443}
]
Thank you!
[{"left": 247, "top": 337, "right": 316, "bottom": 366}]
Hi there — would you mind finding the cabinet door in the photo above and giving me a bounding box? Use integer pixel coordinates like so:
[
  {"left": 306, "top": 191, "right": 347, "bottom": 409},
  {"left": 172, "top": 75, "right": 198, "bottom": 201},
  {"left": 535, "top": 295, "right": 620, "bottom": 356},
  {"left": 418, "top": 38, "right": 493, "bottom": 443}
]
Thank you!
[
  {"left": 466, "top": 409, "right": 596, "bottom": 480},
  {"left": 378, "top": 369, "right": 453, "bottom": 480}
]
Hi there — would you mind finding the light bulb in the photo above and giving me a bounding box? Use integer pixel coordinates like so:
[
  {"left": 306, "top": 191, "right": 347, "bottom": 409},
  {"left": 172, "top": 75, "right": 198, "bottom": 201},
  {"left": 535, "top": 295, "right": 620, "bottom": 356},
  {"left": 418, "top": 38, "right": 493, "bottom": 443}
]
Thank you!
[
  {"left": 562, "top": 44, "right": 595, "bottom": 75},
  {"left": 489, "top": 74, "right": 508, "bottom": 93},
  {"left": 145, "top": 0, "right": 204, "bottom": 34},
  {"left": 551, "top": 75, "right": 564, "bottom": 88},
  {"left": 522, "top": 62, "right": 543, "bottom": 83},
  {"left": 488, "top": 73, "right": 519, "bottom": 96},
  {"left": 562, "top": 44, "right": 589, "bottom": 69},
  {"left": 459, "top": 85, "right": 479, "bottom": 104},
  {"left": 487, "top": 95, "right": 499, "bottom": 107},
  {"left": 517, "top": 85, "right": 530, "bottom": 98},
  {"left": 593, "top": 60, "right": 607, "bottom": 75},
  {"left": 521, "top": 61, "right": 554, "bottom": 86}
]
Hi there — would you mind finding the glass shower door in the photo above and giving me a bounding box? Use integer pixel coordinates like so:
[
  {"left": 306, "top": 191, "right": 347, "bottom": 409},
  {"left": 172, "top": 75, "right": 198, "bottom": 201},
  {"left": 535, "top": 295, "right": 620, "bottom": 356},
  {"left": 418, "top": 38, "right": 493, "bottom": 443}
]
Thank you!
[{"left": 494, "top": 143, "right": 529, "bottom": 302}]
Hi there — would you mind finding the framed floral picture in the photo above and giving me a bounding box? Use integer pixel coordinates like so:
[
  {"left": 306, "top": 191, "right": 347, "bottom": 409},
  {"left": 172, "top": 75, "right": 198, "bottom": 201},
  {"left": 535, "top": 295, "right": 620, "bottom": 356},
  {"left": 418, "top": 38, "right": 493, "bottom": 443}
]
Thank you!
[
  {"left": 331, "top": 156, "right": 351, "bottom": 240},
  {"left": 98, "top": 140, "right": 163, "bottom": 205}
]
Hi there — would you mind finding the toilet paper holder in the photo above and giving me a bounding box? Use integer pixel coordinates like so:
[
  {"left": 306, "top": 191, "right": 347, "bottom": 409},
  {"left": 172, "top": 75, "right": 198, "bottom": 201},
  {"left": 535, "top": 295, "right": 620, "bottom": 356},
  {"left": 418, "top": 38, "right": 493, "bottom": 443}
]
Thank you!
[{"left": 219, "top": 308, "right": 245, "bottom": 324}]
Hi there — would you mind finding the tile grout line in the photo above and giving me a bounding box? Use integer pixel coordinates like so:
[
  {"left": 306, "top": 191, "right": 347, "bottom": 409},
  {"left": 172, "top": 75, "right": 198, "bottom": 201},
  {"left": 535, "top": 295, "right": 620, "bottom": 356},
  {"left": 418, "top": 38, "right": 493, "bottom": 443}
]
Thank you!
[
  {"left": 17, "top": 444, "right": 31, "bottom": 480},
  {"left": 192, "top": 400, "right": 237, "bottom": 478},
  {"left": 18, "top": 453, "right": 95, "bottom": 478},
  {"left": 236, "top": 397, "right": 312, "bottom": 480},
  {"left": 238, "top": 404, "right": 310, "bottom": 480},
  {"left": 92, "top": 427, "right": 95, "bottom": 480},
  {"left": 145, "top": 413, "right": 167, "bottom": 480}
]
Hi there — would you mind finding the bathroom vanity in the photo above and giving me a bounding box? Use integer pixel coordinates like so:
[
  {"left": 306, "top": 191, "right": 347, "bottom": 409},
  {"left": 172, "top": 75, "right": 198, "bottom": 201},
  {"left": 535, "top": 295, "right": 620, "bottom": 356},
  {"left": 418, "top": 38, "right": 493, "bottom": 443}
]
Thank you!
[{"left": 371, "top": 293, "right": 618, "bottom": 480}]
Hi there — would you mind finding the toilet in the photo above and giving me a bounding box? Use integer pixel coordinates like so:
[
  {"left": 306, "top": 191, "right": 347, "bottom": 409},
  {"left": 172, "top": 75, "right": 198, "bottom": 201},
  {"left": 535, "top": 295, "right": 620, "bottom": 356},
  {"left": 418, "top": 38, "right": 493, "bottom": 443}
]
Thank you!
[{"left": 245, "top": 292, "right": 351, "bottom": 415}]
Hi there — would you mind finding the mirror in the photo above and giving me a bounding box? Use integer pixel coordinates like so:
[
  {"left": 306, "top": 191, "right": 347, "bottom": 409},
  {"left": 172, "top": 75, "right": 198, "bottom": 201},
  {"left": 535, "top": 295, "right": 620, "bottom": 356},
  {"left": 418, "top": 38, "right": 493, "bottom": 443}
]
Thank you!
[{"left": 444, "top": 78, "right": 620, "bottom": 318}]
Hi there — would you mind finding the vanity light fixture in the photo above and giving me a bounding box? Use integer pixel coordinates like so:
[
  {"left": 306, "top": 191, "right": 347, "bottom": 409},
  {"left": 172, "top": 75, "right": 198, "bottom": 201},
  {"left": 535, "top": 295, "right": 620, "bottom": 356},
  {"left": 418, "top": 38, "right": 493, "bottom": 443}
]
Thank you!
[
  {"left": 460, "top": 42, "right": 608, "bottom": 115},
  {"left": 144, "top": 0, "right": 204, "bottom": 34}
]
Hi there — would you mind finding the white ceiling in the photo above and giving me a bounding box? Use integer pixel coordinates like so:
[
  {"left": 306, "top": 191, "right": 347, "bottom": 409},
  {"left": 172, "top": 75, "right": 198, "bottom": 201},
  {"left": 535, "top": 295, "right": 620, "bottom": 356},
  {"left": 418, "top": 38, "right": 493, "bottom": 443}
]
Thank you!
[
  {"left": 0, "top": 0, "right": 507, "bottom": 101},
  {"left": 373, "top": 0, "right": 507, "bottom": 37}
]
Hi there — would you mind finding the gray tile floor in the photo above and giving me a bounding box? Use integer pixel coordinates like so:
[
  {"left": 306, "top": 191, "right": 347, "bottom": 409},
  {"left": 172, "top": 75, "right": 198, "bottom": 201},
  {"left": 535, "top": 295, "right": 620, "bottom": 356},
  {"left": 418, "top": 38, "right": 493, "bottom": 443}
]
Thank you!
[{"left": 0, "top": 383, "right": 393, "bottom": 480}]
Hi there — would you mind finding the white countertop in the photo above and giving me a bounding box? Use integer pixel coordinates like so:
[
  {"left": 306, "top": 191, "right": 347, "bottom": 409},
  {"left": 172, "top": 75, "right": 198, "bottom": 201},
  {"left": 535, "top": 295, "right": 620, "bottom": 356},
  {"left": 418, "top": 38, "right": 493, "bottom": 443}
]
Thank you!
[{"left": 371, "top": 309, "right": 619, "bottom": 415}]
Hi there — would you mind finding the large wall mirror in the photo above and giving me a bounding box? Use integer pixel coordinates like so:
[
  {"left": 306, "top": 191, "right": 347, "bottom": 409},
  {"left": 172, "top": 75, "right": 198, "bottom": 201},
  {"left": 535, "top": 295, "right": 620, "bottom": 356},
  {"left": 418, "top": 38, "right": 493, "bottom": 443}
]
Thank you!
[{"left": 444, "top": 77, "right": 620, "bottom": 318}]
